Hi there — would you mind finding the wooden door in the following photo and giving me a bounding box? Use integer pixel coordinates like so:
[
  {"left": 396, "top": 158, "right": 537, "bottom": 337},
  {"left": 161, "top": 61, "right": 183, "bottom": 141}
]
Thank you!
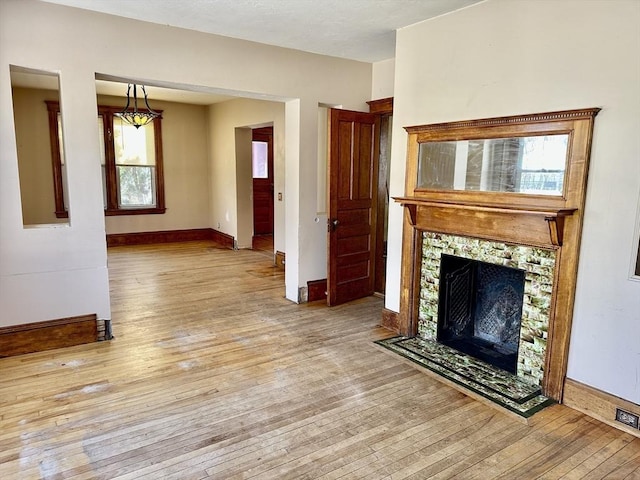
[
  {"left": 252, "top": 127, "right": 274, "bottom": 235},
  {"left": 327, "top": 109, "right": 379, "bottom": 305}
]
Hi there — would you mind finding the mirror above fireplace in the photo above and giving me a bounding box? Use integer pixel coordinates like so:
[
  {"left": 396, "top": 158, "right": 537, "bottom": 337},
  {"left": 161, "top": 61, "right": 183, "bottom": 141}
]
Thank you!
[{"left": 417, "top": 134, "right": 569, "bottom": 196}]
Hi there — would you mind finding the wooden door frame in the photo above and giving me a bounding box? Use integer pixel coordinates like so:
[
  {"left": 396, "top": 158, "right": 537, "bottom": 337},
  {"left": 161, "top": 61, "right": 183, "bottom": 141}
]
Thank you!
[{"left": 367, "top": 98, "right": 393, "bottom": 295}]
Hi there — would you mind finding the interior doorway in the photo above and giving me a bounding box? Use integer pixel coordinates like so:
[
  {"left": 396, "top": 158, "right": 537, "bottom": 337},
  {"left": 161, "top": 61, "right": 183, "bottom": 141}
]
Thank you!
[
  {"left": 323, "top": 99, "right": 392, "bottom": 306},
  {"left": 252, "top": 127, "right": 274, "bottom": 248}
]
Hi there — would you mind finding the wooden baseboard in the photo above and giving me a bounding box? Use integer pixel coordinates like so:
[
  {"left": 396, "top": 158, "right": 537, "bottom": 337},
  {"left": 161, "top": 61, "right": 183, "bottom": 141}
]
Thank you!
[
  {"left": 275, "top": 251, "right": 285, "bottom": 269},
  {"left": 209, "top": 229, "right": 235, "bottom": 249},
  {"left": 0, "top": 314, "right": 102, "bottom": 358},
  {"left": 307, "top": 279, "right": 327, "bottom": 302},
  {"left": 381, "top": 308, "right": 400, "bottom": 332},
  {"left": 564, "top": 378, "right": 640, "bottom": 438},
  {"left": 107, "top": 228, "right": 234, "bottom": 249}
]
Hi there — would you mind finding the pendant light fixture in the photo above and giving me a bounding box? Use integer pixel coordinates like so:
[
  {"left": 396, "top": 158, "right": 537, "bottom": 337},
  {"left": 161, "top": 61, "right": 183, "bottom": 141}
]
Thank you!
[{"left": 115, "top": 83, "right": 160, "bottom": 128}]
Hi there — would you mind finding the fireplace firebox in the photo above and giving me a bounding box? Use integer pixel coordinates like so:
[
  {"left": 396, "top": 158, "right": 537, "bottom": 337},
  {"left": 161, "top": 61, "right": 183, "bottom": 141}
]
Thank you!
[{"left": 437, "top": 254, "right": 525, "bottom": 374}]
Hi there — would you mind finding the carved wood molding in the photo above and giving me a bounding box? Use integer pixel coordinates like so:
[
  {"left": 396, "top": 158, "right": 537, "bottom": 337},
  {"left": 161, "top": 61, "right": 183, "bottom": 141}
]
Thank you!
[
  {"left": 405, "top": 108, "right": 600, "bottom": 134},
  {"left": 367, "top": 97, "right": 393, "bottom": 115}
]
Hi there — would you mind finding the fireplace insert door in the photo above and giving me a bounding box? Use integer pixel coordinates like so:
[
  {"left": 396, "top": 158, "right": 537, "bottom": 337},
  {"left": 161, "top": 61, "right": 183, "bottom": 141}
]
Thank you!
[{"left": 437, "top": 254, "right": 525, "bottom": 373}]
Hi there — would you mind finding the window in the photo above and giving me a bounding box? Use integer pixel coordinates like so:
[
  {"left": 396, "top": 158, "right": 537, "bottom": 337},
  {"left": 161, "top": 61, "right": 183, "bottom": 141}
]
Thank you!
[
  {"left": 47, "top": 102, "right": 165, "bottom": 216},
  {"left": 252, "top": 140, "right": 269, "bottom": 179}
]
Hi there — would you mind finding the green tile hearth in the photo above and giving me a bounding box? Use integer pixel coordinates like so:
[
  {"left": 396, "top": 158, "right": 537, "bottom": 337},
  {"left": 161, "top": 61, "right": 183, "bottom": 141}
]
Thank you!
[{"left": 375, "top": 336, "right": 555, "bottom": 418}]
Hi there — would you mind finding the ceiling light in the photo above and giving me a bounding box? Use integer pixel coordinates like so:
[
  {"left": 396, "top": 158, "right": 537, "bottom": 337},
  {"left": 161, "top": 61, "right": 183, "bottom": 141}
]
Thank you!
[{"left": 115, "top": 84, "right": 160, "bottom": 128}]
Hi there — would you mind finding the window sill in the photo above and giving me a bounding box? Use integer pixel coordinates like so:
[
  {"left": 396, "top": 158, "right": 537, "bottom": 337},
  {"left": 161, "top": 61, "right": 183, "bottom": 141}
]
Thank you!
[
  {"left": 105, "top": 207, "right": 166, "bottom": 216},
  {"left": 54, "top": 208, "right": 167, "bottom": 217}
]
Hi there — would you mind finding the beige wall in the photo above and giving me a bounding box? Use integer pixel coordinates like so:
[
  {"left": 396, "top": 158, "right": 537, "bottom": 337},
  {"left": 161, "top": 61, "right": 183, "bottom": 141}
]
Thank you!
[
  {"left": 388, "top": 0, "right": 640, "bottom": 403},
  {"left": 11, "top": 86, "right": 66, "bottom": 225},
  {"left": 371, "top": 59, "right": 395, "bottom": 100},
  {"left": 207, "top": 98, "right": 286, "bottom": 252},
  {"left": 98, "top": 95, "right": 211, "bottom": 235}
]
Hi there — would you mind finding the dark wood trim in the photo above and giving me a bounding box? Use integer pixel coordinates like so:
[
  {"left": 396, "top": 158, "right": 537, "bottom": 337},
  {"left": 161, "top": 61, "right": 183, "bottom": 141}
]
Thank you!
[
  {"left": 369, "top": 98, "right": 393, "bottom": 295},
  {"left": 307, "top": 279, "right": 327, "bottom": 302},
  {"left": 275, "top": 251, "right": 285, "bottom": 269},
  {"left": 0, "top": 314, "right": 99, "bottom": 358},
  {"left": 210, "top": 229, "right": 235, "bottom": 249},
  {"left": 380, "top": 308, "right": 399, "bottom": 332},
  {"left": 105, "top": 207, "right": 167, "bottom": 216},
  {"left": 153, "top": 111, "right": 166, "bottom": 214},
  {"left": 45, "top": 101, "right": 67, "bottom": 218},
  {"left": 46, "top": 101, "right": 166, "bottom": 217},
  {"left": 106, "top": 228, "right": 235, "bottom": 249},
  {"left": 367, "top": 97, "right": 393, "bottom": 115}
]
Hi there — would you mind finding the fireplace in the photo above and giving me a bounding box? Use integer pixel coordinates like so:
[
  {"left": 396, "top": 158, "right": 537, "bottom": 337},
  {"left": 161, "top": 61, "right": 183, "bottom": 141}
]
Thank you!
[
  {"left": 419, "top": 232, "right": 555, "bottom": 387},
  {"left": 393, "top": 108, "right": 599, "bottom": 400},
  {"left": 437, "top": 254, "right": 525, "bottom": 374}
]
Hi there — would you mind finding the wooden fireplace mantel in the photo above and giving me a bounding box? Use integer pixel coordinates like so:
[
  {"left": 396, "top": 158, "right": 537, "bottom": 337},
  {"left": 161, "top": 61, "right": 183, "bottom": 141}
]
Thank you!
[
  {"left": 395, "top": 108, "right": 600, "bottom": 402},
  {"left": 394, "top": 196, "right": 576, "bottom": 247}
]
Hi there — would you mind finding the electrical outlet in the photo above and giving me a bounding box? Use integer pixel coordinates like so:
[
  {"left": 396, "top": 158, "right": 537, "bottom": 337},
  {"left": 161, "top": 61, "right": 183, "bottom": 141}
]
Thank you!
[{"left": 615, "top": 408, "right": 639, "bottom": 429}]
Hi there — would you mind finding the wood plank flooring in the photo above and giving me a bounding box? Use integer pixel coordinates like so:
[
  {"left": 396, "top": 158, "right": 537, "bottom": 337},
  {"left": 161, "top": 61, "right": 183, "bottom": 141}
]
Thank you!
[{"left": 1, "top": 241, "right": 638, "bottom": 479}]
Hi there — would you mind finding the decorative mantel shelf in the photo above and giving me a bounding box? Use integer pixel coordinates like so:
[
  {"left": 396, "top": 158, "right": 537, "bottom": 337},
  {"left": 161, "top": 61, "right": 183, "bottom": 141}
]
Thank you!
[{"left": 393, "top": 196, "right": 577, "bottom": 247}]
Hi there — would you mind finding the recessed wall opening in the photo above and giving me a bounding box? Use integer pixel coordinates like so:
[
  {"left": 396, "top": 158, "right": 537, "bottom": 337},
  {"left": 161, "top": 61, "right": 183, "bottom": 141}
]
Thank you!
[
  {"left": 437, "top": 254, "right": 525, "bottom": 374},
  {"left": 10, "top": 65, "right": 70, "bottom": 227}
]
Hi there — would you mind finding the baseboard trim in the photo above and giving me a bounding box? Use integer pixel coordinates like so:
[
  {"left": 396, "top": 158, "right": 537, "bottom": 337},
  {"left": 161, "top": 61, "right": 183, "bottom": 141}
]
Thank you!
[
  {"left": 0, "top": 314, "right": 103, "bottom": 358},
  {"left": 307, "top": 279, "right": 327, "bottom": 302},
  {"left": 381, "top": 308, "right": 400, "bottom": 332},
  {"left": 564, "top": 378, "right": 640, "bottom": 438},
  {"left": 107, "top": 228, "right": 234, "bottom": 249},
  {"left": 275, "top": 251, "right": 285, "bottom": 269},
  {"left": 209, "top": 229, "right": 235, "bottom": 249}
]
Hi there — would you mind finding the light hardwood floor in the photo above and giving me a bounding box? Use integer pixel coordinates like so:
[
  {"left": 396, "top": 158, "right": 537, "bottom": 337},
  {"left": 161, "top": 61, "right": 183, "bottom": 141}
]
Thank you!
[{"left": 1, "top": 241, "right": 638, "bottom": 479}]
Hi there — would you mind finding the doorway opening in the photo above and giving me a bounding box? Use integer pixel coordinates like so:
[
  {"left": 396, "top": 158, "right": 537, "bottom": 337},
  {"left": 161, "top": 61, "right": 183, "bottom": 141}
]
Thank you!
[{"left": 251, "top": 126, "right": 274, "bottom": 254}]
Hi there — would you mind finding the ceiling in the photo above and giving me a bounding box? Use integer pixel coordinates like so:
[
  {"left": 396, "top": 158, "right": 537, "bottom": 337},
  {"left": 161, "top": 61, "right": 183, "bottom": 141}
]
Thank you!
[
  {"left": 39, "top": 0, "right": 482, "bottom": 63},
  {"left": 32, "top": 0, "right": 483, "bottom": 105}
]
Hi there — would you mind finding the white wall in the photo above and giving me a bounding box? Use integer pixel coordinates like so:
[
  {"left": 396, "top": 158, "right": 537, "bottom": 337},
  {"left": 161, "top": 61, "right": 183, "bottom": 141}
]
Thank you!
[
  {"left": 371, "top": 58, "right": 395, "bottom": 100},
  {"left": 388, "top": 0, "right": 640, "bottom": 403},
  {"left": 0, "top": 0, "right": 372, "bottom": 327}
]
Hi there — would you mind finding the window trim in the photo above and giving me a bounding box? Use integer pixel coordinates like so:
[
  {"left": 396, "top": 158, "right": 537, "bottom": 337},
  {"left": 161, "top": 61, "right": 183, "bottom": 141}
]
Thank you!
[
  {"left": 45, "top": 101, "right": 68, "bottom": 218},
  {"left": 46, "top": 102, "right": 165, "bottom": 217}
]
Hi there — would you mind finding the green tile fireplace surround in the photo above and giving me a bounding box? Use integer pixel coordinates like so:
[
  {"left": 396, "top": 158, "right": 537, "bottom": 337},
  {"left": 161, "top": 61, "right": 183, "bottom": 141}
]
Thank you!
[
  {"left": 375, "top": 231, "right": 559, "bottom": 419},
  {"left": 418, "top": 231, "right": 556, "bottom": 388}
]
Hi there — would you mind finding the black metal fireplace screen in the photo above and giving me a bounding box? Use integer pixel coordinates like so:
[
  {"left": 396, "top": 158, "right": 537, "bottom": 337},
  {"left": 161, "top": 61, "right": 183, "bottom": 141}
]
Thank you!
[{"left": 437, "top": 254, "right": 525, "bottom": 373}]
